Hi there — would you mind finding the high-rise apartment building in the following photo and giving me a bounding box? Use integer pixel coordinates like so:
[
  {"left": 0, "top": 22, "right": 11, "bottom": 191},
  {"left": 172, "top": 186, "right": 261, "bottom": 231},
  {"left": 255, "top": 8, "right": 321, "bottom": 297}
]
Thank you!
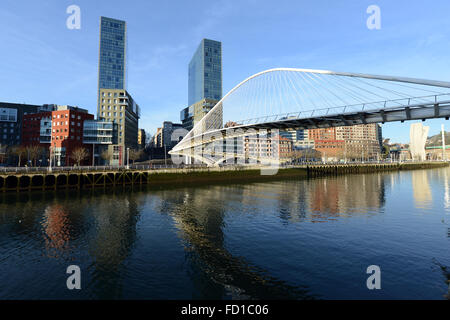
[
  {"left": 181, "top": 39, "right": 222, "bottom": 131},
  {"left": 188, "top": 39, "right": 222, "bottom": 106},
  {"left": 97, "top": 17, "right": 140, "bottom": 165},
  {"left": 98, "top": 17, "right": 126, "bottom": 92}
]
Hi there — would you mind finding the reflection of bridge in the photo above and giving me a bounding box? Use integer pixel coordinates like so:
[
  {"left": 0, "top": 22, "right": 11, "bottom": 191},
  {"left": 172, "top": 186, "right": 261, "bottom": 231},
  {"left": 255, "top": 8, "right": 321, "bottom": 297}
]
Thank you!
[{"left": 170, "top": 68, "right": 450, "bottom": 166}]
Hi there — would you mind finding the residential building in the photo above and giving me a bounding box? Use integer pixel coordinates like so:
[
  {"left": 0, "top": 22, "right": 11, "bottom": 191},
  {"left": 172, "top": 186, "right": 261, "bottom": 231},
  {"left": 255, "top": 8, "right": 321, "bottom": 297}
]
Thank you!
[
  {"left": 98, "top": 16, "right": 126, "bottom": 93},
  {"left": 188, "top": 39, "right": 222, "bottom": 106},
  {"left": 309, "top": 124, "right": 382, "bottom": 161},
  {"left": 244, "top": 135, "right": 293, "bottom": 162},
  {"left": 97, "top": 89, "right": 140, "bottom": 146},
  {"left": 153, "top": 127, "right": 163, "bottom": 148},
  {"left": 83, "top": 120, "right": 117, "bottom": 165},
  {"left": 180, "top": 98, "right": 222, "bottom": 131},
  {"left": 22, "top": 105, "right": 94, "bottom": 166},
  {"left": 181, "top": 39, "right": 222, "bottom": 131},
  {"left": 426, "top": 145, "right": 450, "bottom": 160},
  {"left": 0, "top": 102, "right": 52, "bottom": 148},
  {"left": 138, "top": 129, "right": 146, "bottom": 149},
  {"left": 162, "top": 121, "right": 184, "bottom": 149},
  {"left": 97, "top": 16, "right": 140, "bottom": 165}
]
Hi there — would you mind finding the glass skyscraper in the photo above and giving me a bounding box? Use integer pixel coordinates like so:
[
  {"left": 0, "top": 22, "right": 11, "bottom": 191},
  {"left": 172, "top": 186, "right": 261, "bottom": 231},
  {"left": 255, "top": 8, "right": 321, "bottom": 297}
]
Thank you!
[
  {"left": 188, "top": 39, "right": 222, "bottom": 106},
  {"left": 98, "top": 17, "right": 126, "bottom": 92},
  {"left": 96, "top": 16, "right": 140, "bottom": 166}
]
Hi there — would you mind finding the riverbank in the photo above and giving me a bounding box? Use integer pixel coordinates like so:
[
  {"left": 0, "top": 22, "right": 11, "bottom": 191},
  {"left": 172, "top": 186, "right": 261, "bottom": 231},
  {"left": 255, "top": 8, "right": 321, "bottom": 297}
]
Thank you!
[{"left": 0, "top": 161, "right": 448, "bottom": 193}]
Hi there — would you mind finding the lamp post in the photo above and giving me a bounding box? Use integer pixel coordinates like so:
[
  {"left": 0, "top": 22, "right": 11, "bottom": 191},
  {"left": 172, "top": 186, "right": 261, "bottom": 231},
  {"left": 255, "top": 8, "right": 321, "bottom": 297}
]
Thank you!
[
  {"left": 164, "top": 144, "right": 167, "bottom": 166},
  {"left": 48, "top": 145, "right": 52, "bottom": 172},
  {"left": 442, "top": 124, "right": 446, "bottom": 161},
  {"left": 126, "top": 147, "right": 130, "bottom": 169}
]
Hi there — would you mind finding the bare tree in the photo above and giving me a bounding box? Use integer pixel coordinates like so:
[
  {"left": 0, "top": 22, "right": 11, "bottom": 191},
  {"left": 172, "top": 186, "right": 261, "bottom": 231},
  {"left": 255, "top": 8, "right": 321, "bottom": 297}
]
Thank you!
[
  {"left": 0, "top": 144, "right": 7, "bottom": 164},
  {"left": 100, "top": 148, "right": 112, "bottom": 164},
  {"left": 26, "top": 145, "right": 42, "bottom": 166},
  {"left": 71, "top": 147, "right": 89, "bottom": 166},
  {"left": 11, "top": 145, "right": 27, "bottom": 166},
  {"left": 129, "top": 148, "right": 143, "bottom": 164}
]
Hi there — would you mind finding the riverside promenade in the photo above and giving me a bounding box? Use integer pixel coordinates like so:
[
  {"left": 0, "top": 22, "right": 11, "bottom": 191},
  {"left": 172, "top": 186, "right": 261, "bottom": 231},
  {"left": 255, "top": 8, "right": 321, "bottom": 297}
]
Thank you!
[{"left": 0, "top": 162, "right": 448, "bottom": 193}]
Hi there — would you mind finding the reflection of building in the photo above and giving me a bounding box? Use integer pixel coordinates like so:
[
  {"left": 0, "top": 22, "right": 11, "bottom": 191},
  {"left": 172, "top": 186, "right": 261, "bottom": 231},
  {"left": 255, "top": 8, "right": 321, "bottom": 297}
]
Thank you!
[
  {"left": 43, "top": 204, "right": 71, "bottom": 257},
  {"left": 444, "top": 169, "right": 450, "bottom": 209},
  {"left": 309, "top": 174, "right": 385, "bottom": 216},
  {"left": 411, "top": 170, "right": 432, "bottom": 208},
  {"left": 410, "top": 123, "right": 429, "bottom": 161}
]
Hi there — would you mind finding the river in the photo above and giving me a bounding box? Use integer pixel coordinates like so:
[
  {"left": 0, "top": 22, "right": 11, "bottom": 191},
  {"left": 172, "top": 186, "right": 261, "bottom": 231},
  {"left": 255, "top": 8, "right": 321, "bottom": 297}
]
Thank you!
[{"left": 0, "top": 167, "right": 449, "bottom": 299}]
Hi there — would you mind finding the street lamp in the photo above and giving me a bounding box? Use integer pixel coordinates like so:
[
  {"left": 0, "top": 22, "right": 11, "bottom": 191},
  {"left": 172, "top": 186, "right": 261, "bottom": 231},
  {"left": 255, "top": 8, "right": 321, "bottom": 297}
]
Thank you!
[
  {"left": 48, "top": 146, "right": 52, "bottom": 172},
  {"left": 126, "top": 147, "right": 130, "bottom": 169}
]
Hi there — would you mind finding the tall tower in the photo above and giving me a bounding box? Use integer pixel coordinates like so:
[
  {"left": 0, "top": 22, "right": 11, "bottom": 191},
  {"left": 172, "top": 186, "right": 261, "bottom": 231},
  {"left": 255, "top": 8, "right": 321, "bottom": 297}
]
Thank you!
[
  {"left": 188, "top": 39, "right": 222, "bottom": 106},
  {"left": 181, "top": 39, "right": 222, "bottom": 131},
  {"left": 97, "top": 16, "right": 127, "bottom": 113},
  {"left": 96, "top": 16, "right": 140, "bottom": 165}
]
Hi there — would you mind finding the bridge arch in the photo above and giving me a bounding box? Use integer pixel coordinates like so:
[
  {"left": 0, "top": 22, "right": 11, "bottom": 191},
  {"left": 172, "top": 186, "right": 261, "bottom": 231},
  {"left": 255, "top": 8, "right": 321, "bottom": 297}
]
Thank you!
[{"left": 170, "top": 68, "right": 450, "bottom": 165}]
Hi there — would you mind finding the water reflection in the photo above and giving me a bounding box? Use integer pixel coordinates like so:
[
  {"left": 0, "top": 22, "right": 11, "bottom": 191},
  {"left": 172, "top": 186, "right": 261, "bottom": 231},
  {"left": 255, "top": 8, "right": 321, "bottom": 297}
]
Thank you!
[
  {"left": 444, "top": 170, "right": 450, "bottom": 210},
  {"left": 412, "top": 170, "right": 433, "bottom": 209},
  {"left": 0, "top": 167, "right": 449, "bottom": 299},
  {"left": 42, "top": 204, "right": 72, "bottom": 258},
  {"left": 156, "top": 188, "right": 315, "bottom": 299}
]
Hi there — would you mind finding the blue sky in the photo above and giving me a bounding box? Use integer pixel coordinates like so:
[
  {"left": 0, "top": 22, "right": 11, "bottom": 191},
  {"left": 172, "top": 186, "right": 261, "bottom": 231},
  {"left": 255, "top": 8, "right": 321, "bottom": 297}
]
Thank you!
[{"left": 1, "top": 0, "right": 450, "bottom": 142}]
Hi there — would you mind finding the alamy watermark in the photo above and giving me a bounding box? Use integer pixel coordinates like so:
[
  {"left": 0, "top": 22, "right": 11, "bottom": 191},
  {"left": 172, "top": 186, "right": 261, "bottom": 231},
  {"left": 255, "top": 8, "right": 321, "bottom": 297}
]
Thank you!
[
  {"left": 170, "top": 128, "right": 281, "bottom": 175},
  {"left": 66, "top": 5, "right": 81, "bottom": 30},
  {"left": 366, "top": 265, "right": 381, "bottom": 290},
  {"left": 366, "top": 5, "right": 381, "bottom": 30},
  {"left": 66, "top": 265, "right": 81, "bottom": 290}
]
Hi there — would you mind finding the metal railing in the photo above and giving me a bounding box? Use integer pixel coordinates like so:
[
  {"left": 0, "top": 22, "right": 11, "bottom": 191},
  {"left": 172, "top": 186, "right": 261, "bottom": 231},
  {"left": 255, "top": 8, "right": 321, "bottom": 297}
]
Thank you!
[
  {"left": 0, "top": 160, "right": 446, "bottom": 174},
  {"left": 0, "top": 163, "right": 208, "bottom": 174}
]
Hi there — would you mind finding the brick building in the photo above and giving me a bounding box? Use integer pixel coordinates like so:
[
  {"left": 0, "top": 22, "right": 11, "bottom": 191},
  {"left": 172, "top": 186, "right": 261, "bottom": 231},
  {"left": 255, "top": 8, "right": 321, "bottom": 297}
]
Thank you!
[
  {"left": 309, "top": 124, "right": 382, "bottom": 161},
  {"left": 22, "top": 106, "right": 94, "bottom": 166}
]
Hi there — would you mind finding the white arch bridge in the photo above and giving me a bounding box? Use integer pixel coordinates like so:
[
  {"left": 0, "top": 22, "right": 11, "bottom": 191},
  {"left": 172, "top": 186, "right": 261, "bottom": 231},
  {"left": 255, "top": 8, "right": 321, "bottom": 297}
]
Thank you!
[{"left": 169, "top": 68, "right": 450, "bottom": 166}]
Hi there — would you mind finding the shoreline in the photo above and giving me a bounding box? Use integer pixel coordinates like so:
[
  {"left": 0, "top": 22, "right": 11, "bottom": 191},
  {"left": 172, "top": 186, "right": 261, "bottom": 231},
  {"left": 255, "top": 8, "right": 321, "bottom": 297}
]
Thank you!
[{"left": 0, "top": 161, "right": 448, "bottom": 193}]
